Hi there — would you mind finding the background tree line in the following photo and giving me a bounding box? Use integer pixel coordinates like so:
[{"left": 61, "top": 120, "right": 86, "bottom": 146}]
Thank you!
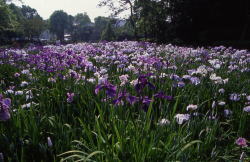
[
  {"left": 99, "top": 0, "right": 250, "bottom": 47},
  {"left": 1, "top": 0, "right": 250, "bottom": 47},
  {"left": 49, "top": 10, "right": 134, "bottom": 42},
  {"left": 0, "top": 0, "right": 134, "bottom": 45},
  {"left": 0, "top": 0, "right": 46, "bottom": 44}
]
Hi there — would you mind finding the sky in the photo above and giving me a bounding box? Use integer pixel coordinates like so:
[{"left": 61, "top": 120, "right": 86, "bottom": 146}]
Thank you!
[{"left": 12, "top": 0, "right": 116, "bottom": 21}]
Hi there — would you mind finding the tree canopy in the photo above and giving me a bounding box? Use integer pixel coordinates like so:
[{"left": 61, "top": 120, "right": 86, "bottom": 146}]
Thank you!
[
  {"left": 101, "top": 21, "right": 116, "bottom": 41},
  {"left": 49, "top": 10, "right": 69, "bottom": 41},
  {"left": 99, "top": 0, "right": 250, "bottom": 45},
  {"left": 0, "top": 1, "right": 47, "bottom": 43},
  {"left": 1, "top": 0, "right": 249, "bottom": 47}
]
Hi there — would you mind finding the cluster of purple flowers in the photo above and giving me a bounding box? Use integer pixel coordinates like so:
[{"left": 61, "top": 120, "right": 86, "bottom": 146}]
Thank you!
[
  {"left": 94, "top": 74, "right": 173, "bottom": 111},
  {"left": 95, "top": 81, "right": 117, "bottom": 98},
  {"left": 0, "top": 94, "right": 11, "bottom": 121}
]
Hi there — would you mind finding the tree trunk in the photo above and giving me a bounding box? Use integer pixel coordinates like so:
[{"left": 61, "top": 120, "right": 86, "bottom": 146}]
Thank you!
[{"left": 127, "top": 0, "right": 138, "bottom": 40}]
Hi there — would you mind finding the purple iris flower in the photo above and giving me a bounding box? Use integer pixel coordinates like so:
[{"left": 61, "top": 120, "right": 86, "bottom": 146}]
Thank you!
[
  {"left": 154, "top": 92, "right": 173, "bottom": 101},
  {"left": 0, "top": 94, "right": 11, "bottom": 121},
  {"left": 153, "top": 60, "right": 164, "bottom": 70},
  {"left": 170, "top": 74, "right": 182, "bottom": 81},
  {"left": 95, "top": 81, "right": 117, "bottom": 98},
  {"left": 141, "top": 96, "right": 153, "bottom": 111},
  {"left": 229, "top": 93, "right": 240, "bottom": 101},
  {"left": 236, "top": 137, "right": 248, "bottom": 147},
  {"left": 142, "top": 96, "right": 152, "bottom": 105},
  {"left": 177, "top": 81, "right": 185, "bottom": 88},
  {"left": 243, "top": 106, "right": 250, "bottom": 113},
  {"left": 113, "top": 91, "right": 127, "bottom": 105},
  {"left": 135, "top": 73, "right": 155, "bottom": 93},
  {"left": 67, "top": 93, "right": 75, "bottom": 103},
  {"left": 126, "top": 95, "right": 138, "bottom": 105},
  {"left": 113, "top": 91, "right": 139, "bottom": 105},
  {"left": 190, "top": 77, "right": 201, "bottom": 85},
  {"left": 69, "top": 71, "right": 79, "bottom": 79}
]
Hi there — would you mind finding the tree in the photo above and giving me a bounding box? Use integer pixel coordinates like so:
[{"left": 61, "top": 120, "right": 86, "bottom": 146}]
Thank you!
[
  {"left": 94, "top": 16, "right": 109, "bottom": 31},
  {"left": 71, "top": 13, "right": 94, "bottom": 42},
  {"left": 49, "top": 10, "right": 68, "bottom": 41},
  {"left": 165, "top": 0, "right": 247, "bottom": 42},
  {"left": 98, "top": 0, "right": 137, "bottom": 39},
  {"left": 18, "top": 5, "right": 45, "bottom": 40},
  {"left": 0, "top": 0, "right": 18, "bottom": 43},
  {"left": 93, "top": 16, "right": 111, "bottom": 40},
  {"left": 101, "top": 21, "right": 116, "bottom": 41},
  {"left": 67, "top": 15, "right": 74, "bottom": 35},
  {"left": 74, "top": 13, "right": 91, "bottom": 26},
  {"left": 115, "top": 20, "right": 134, "bottom": 41},
  {"left": 23, "top": 15, "right": 45, "bottom": 40},
  {"left": 8, "top": 3, "right": 25, "bottom": 37},
  {"left": 21, "top": 5, "right": 38, "bottom": 19},
  {"left": 0, "top": 1, "right": 46, "bottom": 44}
]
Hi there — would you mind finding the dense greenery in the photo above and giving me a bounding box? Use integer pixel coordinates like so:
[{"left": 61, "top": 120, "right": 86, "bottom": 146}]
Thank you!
[
  {"left": 0, "top": 1, "right": 46, "bottom": 44},
  {"left": 49, "top": 10, "right": 69, "bottom": 41},
  {"left": 0, "top": 42, "right": 249, "bottom": 161},
  {"left": 48, "top": 10, "right": 133, "bottom": 43},
  {"left": 0, "top": 1, "right": 133, "bottom": 45},
  {"left": 101, "top": 22, "right": 116, "bottom": 41},
  {"left": 99, "top": 0, "right": 250, "bottom": 45},
  {"left": 1, "top": 0, "right": 249, "bottom": 46}
]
